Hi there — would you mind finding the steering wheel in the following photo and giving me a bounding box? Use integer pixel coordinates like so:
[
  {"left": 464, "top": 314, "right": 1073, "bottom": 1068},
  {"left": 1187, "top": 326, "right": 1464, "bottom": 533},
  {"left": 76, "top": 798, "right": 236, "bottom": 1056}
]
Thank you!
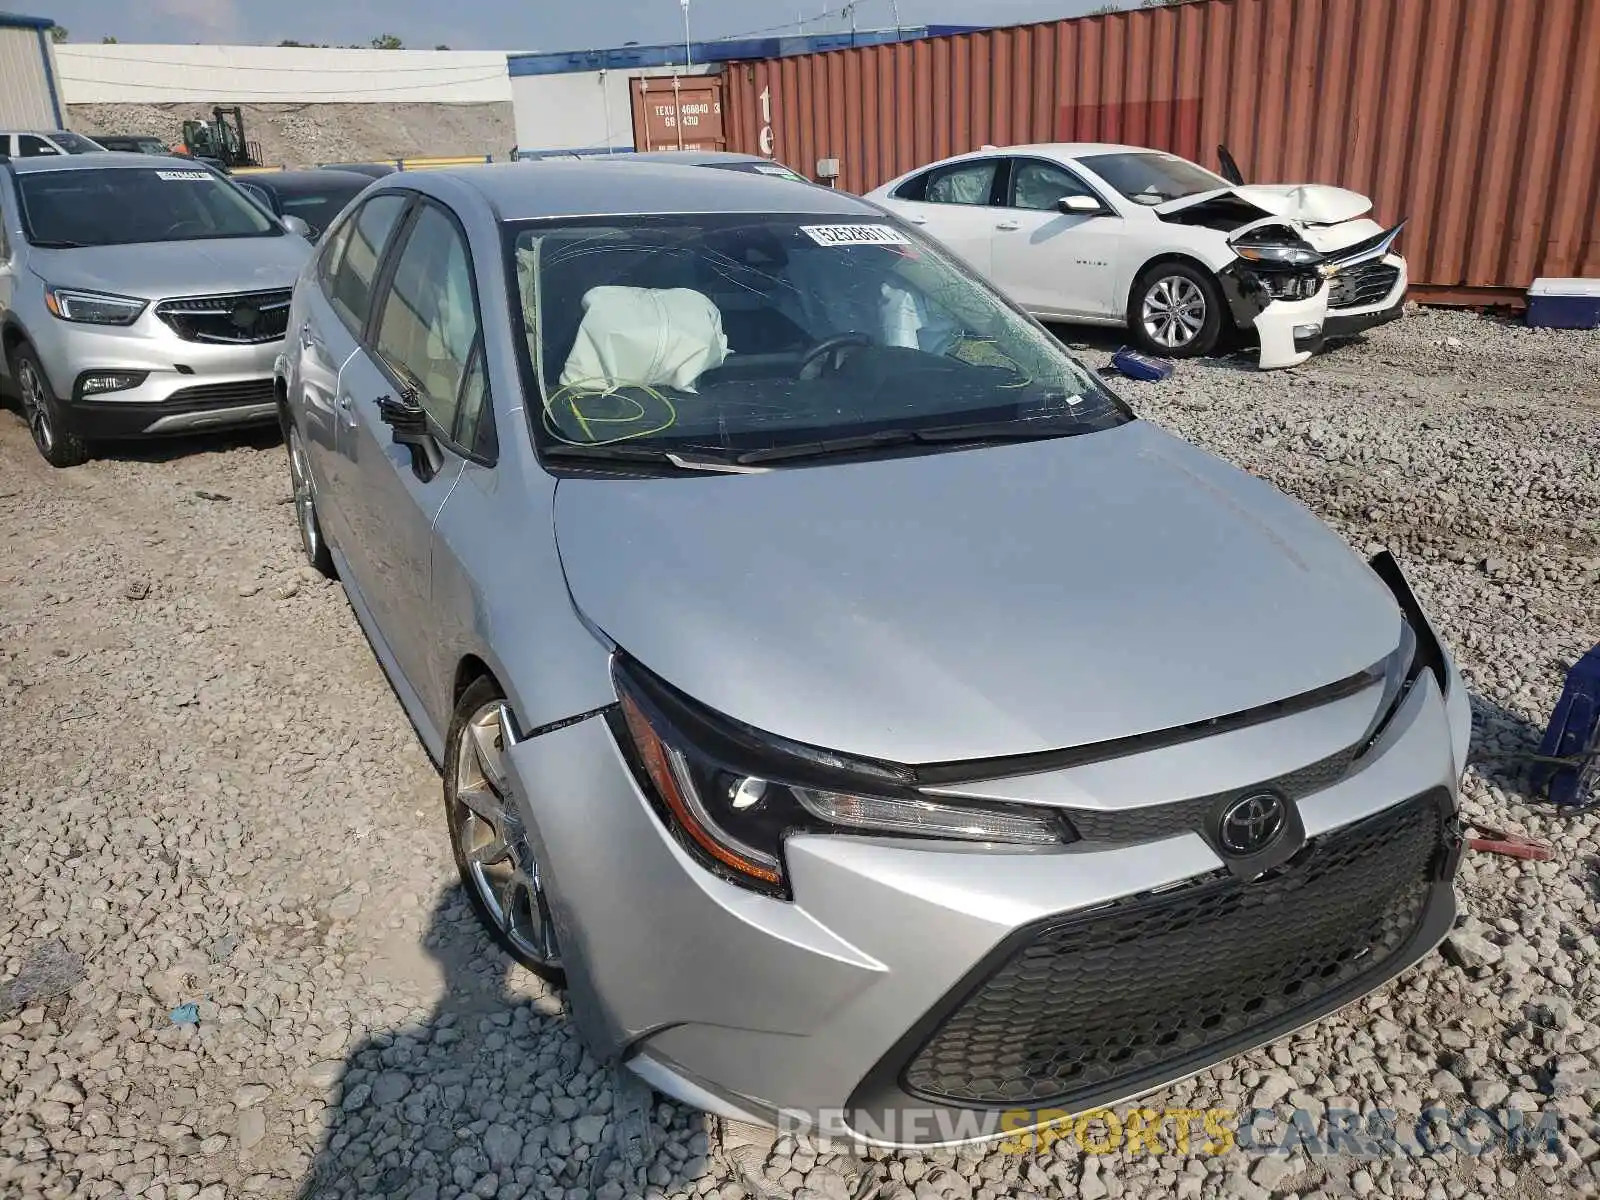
[
  {"left": 161, "top": 219, "right": 206, "bottom": 238},
  {"left": 798, "top": 332, "right": 872, "bottom": 379}
]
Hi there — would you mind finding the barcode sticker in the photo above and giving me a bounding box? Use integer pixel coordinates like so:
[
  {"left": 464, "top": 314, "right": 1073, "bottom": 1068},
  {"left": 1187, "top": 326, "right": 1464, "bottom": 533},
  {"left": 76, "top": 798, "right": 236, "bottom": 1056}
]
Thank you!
[
  {"left": 800, "top": 224, "right": 912, "bottom": 247},
  {"left": 156, "top": 170, "right": 212, "bottom": 181}
]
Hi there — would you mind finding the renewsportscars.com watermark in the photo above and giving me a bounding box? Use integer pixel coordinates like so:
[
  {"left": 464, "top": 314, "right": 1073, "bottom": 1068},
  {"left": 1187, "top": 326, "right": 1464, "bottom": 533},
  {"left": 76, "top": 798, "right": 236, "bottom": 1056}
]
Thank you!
[{"left": 778, "top": 1105, "right": 1573, "bottom": 1158}]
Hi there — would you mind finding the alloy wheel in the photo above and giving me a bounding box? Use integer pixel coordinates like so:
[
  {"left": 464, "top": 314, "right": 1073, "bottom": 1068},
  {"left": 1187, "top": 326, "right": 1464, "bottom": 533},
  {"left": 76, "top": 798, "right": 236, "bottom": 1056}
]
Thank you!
[
  {"left": 18, "top": 361, "right": 54, "bottom": 455},
  {"left": 287, "top": 427, "right": 321, "bottom": 563},
  {"left": 1141, "top": 275, "right": 1208, "bottom": 349},
  {"left": 451, "top": 702, "right": 561, "bottom": 969}
]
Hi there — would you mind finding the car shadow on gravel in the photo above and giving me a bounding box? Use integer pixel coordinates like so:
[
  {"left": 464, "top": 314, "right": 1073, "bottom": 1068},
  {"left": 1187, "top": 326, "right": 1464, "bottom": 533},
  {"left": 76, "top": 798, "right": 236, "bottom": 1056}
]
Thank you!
[
  {"left": 96, "top": 424, "right": 284, "bottom": 464},
  {"left": 1466, "top": 691, "right": 1559, "bottom": 805},
  {"left": 294, "top": 888, "right": 714, "bottom": 1200},
  {"left": 1040, "top": 320, "right": 1382, "bottom": 376}
]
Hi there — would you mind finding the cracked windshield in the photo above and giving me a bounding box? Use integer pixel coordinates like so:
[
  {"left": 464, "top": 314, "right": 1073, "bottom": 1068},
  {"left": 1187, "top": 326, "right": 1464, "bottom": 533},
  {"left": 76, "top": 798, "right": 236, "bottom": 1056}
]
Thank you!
[{"left": 512, "top": 214, "right": 1129, "bottom": 464}]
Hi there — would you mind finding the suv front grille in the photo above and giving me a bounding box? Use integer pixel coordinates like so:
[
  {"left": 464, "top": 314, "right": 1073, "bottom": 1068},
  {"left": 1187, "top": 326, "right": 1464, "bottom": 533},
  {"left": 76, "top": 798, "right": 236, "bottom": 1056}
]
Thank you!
[
  {"left": 167, "top": 379, "right": 276, "bottom": 407},
  {"left": 156, "top": 289, "right": 292, "bottom": 345},
  {"left": 901, "top": 791, "right": 1448, "bottom": 1109},
  {"left": 1328, "top": 263, "right": 1400, "bottom": 310}
]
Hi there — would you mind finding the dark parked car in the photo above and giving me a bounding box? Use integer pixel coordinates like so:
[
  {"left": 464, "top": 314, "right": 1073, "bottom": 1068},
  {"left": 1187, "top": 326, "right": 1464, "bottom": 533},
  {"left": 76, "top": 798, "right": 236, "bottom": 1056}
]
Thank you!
[
  {"left": 314, "top": 161, "right": 398, "bottom": 180},
  {"left": 234, "top": 169, "right": 373, "bottom": 242},
  {"left": 93, "top": 135, "right": 171, "bottom": 155}
]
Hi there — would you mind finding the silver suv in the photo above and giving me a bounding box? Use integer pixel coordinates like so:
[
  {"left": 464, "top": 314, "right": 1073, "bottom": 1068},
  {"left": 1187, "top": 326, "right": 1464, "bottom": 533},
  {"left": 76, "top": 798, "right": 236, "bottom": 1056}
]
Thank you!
[
  {"left": 0, "top": 152, "right": 312, "bottom": 466},
  {"left": 0, "top": 130, "right": 106, "bottom": 158}
]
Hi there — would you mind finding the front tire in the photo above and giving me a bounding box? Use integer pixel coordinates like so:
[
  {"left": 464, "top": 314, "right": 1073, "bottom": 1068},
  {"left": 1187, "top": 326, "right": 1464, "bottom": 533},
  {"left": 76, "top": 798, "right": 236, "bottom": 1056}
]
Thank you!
[
  {"left": 13, "top": 347, "right": 89, "bottom": 468},
  {"left": 444, "top": 677, "right": 566, "bottom": 984},
  {"left": 286, "top": 423, "right": 335, "bottom": 578},
  {"left": 1128, "top": 263, "right": 1225, "bottom": 359}
]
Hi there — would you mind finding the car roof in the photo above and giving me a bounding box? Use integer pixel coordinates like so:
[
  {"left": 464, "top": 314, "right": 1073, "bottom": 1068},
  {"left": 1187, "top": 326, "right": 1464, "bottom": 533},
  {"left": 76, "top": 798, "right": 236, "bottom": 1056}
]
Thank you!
[
  {"left": 441, "top": 160, "right": 874, "bottom": 221},
  {"left": 959, "top": 143, "right": 1171, "bottom": 161},
  {"left": 5, "top": 150, "right": 205, "bottom": 175}
]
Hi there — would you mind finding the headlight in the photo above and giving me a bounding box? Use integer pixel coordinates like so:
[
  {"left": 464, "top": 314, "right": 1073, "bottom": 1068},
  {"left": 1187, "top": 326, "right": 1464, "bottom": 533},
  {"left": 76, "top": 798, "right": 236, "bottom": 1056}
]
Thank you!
[
  {"left": 44, "top": 287, "right": 148, "bottom": 326},
  {"left": 1356, "top": 552, "right": 1451, "bottom": 757},
  {"left": 1233, "top": 242, "right": 1323, "bottom": 267},
  {"left": 611, "top": 657, "right": 1073, "bottom": 894}
]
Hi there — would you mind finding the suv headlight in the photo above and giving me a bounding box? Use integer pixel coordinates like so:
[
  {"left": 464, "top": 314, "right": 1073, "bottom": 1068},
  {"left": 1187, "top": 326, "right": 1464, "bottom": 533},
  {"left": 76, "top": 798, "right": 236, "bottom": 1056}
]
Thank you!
[
  {"left": 610, "top": 657, "right": 1073, "bottom": 895},
  {"left": 44, "top": 287, "right": 148, "bottom": 326}
]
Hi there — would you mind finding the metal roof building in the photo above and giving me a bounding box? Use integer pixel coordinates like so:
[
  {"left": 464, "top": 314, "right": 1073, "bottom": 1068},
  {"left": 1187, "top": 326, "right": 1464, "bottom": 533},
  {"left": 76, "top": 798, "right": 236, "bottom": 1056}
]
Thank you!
[{"left": 0, "top": 10, "right": 63, "bottom": 128}]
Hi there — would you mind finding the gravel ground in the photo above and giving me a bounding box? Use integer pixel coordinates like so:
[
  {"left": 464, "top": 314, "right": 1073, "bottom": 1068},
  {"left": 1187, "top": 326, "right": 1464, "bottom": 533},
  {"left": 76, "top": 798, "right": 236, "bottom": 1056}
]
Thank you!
[
  {"left": 1, "top": 308, "right": 1598, "bottom": 1200},
  {"left": 67, "top": 103, "right": 517, "bottom": 168}
]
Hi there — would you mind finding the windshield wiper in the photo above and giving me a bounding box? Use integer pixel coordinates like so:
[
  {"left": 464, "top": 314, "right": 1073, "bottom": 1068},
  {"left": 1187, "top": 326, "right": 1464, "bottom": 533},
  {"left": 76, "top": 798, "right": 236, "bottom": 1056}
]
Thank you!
[
  {"left": 911, "top": 415, "right": 1094, "bottom": 443},
  {"left": 27, "top": 238, "right": 90, "bottom": 249},
  {"left": 731, "top": 415, "right": 1098, "bottom": 466},
  {"left": 734, "top": 429, "right": 919, "bottom": 465},
  {"left": 543, "top": 442, "right": 758, "bottom": 474}
]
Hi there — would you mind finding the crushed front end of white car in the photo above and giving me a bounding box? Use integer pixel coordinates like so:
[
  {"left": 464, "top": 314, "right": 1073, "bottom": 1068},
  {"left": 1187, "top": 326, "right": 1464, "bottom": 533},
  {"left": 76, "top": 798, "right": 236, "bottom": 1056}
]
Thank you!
[{"left": 1158, "top": 185, "right": 1408, "bottom": 370}]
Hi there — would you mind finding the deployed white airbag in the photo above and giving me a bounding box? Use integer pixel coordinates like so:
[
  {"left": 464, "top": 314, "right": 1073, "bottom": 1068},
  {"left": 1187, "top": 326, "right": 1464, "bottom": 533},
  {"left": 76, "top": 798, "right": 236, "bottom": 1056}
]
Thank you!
[{"left": 560, "top": 285, "right": 729, "bottom": 393}]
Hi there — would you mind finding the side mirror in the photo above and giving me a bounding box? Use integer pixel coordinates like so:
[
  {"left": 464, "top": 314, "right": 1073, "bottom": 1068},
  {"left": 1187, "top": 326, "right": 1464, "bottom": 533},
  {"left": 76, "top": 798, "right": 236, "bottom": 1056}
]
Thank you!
[
  {"left": 1056, "top": 194, "right": 1102, "bottom": 215},
  {"left": 281, "top": 214, "right": 313, "bottom": 238},
  {"left": 377, "top": 392, "right": 443, "bottom": 481}
]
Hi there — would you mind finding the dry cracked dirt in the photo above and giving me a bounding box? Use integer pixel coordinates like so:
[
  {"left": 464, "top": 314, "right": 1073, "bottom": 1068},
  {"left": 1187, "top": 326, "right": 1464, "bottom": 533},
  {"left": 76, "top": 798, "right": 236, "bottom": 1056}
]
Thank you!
[{"left": 1, "top": 308, "right": 1598, "bottom": 1200}]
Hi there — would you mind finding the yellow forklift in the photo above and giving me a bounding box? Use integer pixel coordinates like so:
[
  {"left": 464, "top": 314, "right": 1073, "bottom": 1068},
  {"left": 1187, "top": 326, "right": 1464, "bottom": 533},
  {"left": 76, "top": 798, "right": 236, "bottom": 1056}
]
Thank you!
[{"left": 178, "top": 107, "right": 262, "bottom": 169}]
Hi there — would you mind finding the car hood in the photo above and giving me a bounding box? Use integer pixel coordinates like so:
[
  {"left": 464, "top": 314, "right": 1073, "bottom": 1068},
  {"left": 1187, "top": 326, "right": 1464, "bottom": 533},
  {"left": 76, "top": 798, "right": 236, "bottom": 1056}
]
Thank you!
[
  {"left": 1157, "top": 183, "right": 1373, "bottom": 226},
  {"left": 554, "top": 421, "right": 1402, "bottom": 765},
  {"left": 27, "top": 236, "right": 311, "bottom": 301}
]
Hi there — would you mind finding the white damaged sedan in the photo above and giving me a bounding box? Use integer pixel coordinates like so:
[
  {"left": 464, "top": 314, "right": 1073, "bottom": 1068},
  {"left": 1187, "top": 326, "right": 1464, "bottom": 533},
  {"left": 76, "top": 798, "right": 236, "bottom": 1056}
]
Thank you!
[{"left": 866, "top": 143, "right": 1406, "bottom": 369}]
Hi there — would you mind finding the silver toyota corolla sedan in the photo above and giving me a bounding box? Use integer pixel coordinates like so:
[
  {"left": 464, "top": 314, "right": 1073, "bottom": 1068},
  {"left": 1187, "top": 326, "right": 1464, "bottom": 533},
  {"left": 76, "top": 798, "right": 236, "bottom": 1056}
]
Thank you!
[{"left": 276, "top": 161, "right": 1472, "bottom": 1148}]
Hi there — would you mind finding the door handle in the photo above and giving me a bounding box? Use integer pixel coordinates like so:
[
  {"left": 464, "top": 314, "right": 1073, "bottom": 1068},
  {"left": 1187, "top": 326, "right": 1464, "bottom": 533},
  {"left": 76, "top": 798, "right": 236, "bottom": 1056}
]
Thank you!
[{"left": 995, "top": 220, "right": 1021, "bottom": 231}]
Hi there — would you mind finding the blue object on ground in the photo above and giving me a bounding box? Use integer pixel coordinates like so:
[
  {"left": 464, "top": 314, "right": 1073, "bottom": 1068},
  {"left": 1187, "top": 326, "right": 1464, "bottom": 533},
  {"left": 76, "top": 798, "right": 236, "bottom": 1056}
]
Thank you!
[
  {"left": 1534, "top": 644, "right": 1600, "bottom": 808},
  {"left": 170, "top": 1003, "right": 200, "bottom": 1025},
  {"left": 1109, "top": 347, "right": 1175, "bottom": 382},
  {"left": 1526, "top": 278, "right": 1600, "bottom": 330}
]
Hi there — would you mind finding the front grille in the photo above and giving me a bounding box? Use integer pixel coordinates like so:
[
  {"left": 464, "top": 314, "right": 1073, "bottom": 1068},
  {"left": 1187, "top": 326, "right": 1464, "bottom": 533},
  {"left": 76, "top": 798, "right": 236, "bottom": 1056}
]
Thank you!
[
  {"left": 1065, "top": 744, "right": 1358, "bottom": 844},
  {"left": 902, "top": 792, "right": 1445, "bottom": 1109},
  {"left": 167, "top": 379, "right": 276, "bottom": 407},
  {"left": 1328, "top": 262, "right": 1400, "bottom": 310},
  {"left": 155, "top": 289, "right": 292, "bottom": 345}
]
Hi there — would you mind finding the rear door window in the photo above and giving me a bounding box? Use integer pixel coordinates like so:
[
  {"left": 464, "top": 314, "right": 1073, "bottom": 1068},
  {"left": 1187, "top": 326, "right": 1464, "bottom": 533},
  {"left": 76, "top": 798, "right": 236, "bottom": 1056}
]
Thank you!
[
  {"left": 17, "top": 136, "right": 61, "bottom": 158},
  {"left": 922, "top": 160, "right": 1002, "bottom": 206},
  {"left": 325, "top": 192, "right": 410, "bottom": 337}
]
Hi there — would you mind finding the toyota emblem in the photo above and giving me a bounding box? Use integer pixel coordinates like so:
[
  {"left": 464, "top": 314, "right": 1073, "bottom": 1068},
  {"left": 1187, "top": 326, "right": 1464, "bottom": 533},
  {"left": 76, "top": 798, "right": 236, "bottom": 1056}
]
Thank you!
[{"left": 1217, "top": 792, "right": 1287, "bottom": 855}]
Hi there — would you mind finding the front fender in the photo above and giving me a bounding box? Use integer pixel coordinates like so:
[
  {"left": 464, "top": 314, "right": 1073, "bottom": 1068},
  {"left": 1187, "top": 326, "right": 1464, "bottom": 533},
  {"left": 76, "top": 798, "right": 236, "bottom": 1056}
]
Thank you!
[{"left": 428, "top": 464, "right": 617, "bottom": 747}]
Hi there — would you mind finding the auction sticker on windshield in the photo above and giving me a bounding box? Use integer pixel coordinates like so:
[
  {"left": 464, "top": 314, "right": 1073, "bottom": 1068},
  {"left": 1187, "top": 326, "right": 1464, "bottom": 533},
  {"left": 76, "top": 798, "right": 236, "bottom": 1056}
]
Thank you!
[
  {"left": 800, "top": 224, "right": 911, "bottom": 247},
  {"left": 156, "top": 170, "right": 213, "bottom": 181}
]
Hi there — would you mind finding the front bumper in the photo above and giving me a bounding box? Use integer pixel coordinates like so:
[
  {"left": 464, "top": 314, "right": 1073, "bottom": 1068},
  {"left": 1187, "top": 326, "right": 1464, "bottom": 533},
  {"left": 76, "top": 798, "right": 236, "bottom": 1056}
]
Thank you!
[
  {"left": 29, "top": 309, "right": 284, "bottom": 439},
  {"left": 504, "top": 642, "right": 1469, "bottom": 1148},
  {"left": 1323, "top": 253, "right": 1408, "bottom": 339},
  {"left": 1216, "top": 262, "right": 1329, "bottom": 371}
]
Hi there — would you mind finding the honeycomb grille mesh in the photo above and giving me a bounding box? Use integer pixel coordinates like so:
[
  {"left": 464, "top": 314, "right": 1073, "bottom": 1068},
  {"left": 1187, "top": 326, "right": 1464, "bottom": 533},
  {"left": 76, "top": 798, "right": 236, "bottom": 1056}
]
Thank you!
[
  {"left": 903, "top": 794, "right": 1442, "bottom": 1108},
  {"left": 1065, "top": 744, "right": 1358, "bottom": 844}
]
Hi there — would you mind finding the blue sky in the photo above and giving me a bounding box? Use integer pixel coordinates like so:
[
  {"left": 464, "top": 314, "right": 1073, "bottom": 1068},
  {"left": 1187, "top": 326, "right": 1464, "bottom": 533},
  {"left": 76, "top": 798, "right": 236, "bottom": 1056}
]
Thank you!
[{"left": 41, "top": 0, "right": 1119, "bottom": 52}]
